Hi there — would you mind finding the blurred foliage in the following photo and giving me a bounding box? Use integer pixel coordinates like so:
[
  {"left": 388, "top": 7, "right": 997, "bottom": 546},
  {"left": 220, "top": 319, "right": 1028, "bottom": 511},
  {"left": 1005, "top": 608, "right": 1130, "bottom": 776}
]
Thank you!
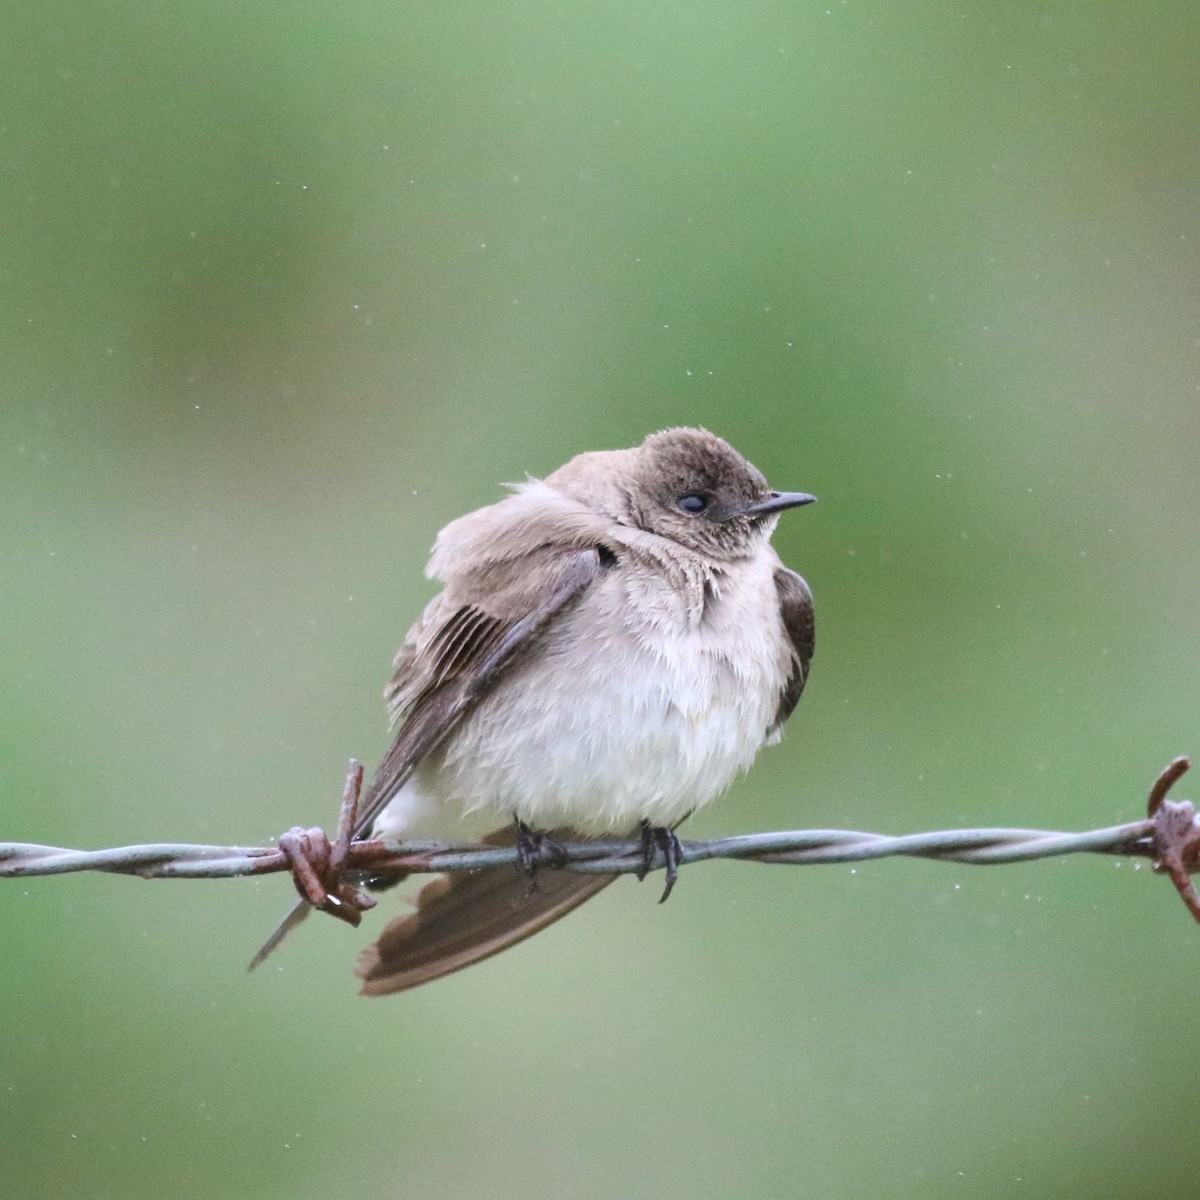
[{"left": 3, "top": 2, "right": 1199, "bottom": 1197}]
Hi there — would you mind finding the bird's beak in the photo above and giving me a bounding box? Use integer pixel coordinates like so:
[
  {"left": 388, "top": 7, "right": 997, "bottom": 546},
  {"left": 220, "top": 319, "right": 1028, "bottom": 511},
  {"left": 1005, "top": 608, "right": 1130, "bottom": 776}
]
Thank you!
[{"left": 733, "top": 491, "right": 817, "bottom": 518}]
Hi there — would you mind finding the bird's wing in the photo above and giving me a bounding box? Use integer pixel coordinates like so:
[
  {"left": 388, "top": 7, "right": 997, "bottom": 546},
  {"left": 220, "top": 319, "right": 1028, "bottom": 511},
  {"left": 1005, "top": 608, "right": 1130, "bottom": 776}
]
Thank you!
[
  {"left": 356, "top": 543, "right": 603, "bottom": 835},
  {"left": 250, "top": 542, "right": 608, "bottom": 972},
  {"left": 356, "top": 826, "right": 617, "bottom": 995},
  {"left": 772, "top": 567, "right": 815, "bottom": 729}
]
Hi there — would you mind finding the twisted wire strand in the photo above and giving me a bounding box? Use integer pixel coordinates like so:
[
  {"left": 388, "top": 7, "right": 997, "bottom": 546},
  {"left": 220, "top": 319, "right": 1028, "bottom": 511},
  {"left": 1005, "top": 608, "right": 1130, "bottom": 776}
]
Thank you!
[
  {"left": 0, "top": 818, "right": 1161, "bottom": 883},
  {"left": 5, "top": 757, "right": 1197, "bottom": 931}
]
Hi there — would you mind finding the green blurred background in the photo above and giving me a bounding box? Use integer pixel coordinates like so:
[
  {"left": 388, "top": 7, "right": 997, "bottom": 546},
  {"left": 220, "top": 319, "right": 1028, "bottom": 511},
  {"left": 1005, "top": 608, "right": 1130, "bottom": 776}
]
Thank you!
[{"left": 3, "top": 2, "right": 1199, "bottom": 1196}]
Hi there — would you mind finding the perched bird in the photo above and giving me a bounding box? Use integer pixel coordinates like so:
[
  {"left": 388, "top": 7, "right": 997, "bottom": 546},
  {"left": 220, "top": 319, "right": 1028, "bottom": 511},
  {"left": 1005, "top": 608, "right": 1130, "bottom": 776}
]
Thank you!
[{"left": 255, "top": 427, "right": 815, "bottom": 994}]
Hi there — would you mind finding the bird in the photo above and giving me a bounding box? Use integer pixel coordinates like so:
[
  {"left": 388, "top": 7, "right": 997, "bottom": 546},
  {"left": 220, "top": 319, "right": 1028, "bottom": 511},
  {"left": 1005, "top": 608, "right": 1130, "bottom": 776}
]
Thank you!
[{"left": 253, "top": 427, "right": 815, "bottom": 994}]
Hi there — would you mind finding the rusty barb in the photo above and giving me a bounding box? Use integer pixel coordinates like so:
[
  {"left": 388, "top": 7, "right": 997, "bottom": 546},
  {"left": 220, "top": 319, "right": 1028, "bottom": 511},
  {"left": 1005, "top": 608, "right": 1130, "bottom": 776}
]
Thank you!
[
  {"left": 1147, "top": 756, "right": 1200, "bottom": 922},
  {"left": 275, "top": 761, "right": 377, "bottom": 927}
]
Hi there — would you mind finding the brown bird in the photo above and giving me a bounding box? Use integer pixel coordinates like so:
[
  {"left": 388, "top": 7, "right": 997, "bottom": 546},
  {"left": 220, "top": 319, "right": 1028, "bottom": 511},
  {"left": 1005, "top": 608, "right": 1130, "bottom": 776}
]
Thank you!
[{"left": 254, "top": 427, "right": 815, "bottom": 994}]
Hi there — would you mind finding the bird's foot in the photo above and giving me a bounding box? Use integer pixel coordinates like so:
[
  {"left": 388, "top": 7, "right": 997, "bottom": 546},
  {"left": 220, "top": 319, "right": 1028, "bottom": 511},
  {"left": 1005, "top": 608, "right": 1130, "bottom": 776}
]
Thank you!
[
  {"left": 638, "top": 821, "right": 682, "bottom": 903},
  {"left": 513, "top": 818, "right": 568, "bottom": 892}
]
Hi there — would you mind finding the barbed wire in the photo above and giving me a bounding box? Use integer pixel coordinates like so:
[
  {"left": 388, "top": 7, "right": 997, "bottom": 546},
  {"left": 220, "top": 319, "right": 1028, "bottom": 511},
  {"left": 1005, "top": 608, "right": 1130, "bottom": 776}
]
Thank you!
[
  {"left": 0, "top": 819, "right": 1165, "bottom": 880},
  {"left": 3, "top": 756, "right": 1199, "bottom": 927}
]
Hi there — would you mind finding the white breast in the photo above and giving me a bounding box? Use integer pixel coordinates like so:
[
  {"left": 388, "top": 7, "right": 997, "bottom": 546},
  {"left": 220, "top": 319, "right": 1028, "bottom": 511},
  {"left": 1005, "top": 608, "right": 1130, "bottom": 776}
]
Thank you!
[{"left": 373, "top": 548, "right": 791, "bottom": 840}]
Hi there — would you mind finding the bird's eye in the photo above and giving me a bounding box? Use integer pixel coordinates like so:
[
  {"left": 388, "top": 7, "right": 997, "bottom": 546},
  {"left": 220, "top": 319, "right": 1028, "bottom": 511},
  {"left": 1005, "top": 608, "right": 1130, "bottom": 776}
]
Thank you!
[{"left": 678, "top": 493, "right": 709, "bottom": 514}]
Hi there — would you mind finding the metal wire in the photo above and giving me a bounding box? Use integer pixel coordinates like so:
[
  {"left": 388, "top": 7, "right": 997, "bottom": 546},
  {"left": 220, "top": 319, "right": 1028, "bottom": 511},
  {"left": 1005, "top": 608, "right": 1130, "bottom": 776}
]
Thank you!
[
  {"left": 0, "top": 819, "right": 1161, "bottom": 881},
  {"left": 3, "top": 756, "right": 1196, "bottom": 925}
]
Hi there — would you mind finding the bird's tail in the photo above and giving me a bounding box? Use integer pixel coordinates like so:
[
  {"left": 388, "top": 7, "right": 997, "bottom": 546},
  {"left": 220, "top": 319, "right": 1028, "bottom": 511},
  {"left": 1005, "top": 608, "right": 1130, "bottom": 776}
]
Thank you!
[{"left": 356, "top": 831, "right": 619, "bottom": 995}]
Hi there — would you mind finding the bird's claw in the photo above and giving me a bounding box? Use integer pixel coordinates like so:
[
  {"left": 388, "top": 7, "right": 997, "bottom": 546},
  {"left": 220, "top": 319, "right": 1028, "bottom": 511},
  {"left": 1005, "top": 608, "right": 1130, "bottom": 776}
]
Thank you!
[
  {"left": 514, "top": 819, "right": 567, "bottom": 893},
  {"left": 638, "top": 821, "right": 682, "bottom": 903}
]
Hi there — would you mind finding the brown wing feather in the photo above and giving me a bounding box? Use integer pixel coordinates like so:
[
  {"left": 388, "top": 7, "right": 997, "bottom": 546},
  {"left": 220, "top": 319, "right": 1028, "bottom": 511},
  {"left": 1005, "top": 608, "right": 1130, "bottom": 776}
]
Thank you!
[{"left": 772, "top": 567, "right": 815, "bottom": 729}]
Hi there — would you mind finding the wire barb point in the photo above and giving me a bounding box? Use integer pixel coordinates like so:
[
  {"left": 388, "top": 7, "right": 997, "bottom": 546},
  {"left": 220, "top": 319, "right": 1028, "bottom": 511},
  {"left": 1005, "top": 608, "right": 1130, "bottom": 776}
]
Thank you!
[{"left": 277, "top": 761, "right": 375, "bottom": 927}]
